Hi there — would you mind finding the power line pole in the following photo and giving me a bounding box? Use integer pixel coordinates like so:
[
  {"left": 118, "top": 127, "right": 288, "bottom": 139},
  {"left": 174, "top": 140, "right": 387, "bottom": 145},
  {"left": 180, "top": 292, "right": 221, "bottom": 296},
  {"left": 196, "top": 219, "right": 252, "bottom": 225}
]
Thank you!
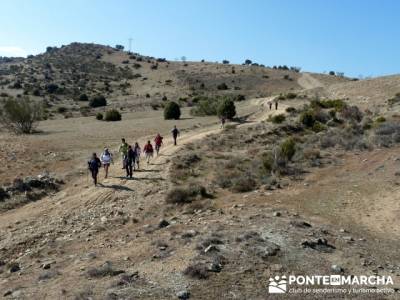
[{"left": 128, "top": 38, "right": 133, "bottom": 54}]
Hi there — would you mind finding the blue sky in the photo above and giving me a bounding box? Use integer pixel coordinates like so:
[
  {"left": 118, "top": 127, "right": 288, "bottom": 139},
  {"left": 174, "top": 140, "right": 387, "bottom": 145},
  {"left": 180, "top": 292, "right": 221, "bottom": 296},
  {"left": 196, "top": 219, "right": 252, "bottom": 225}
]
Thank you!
[{"left": 0, "top": 0, "right": 399, "bottom": 77}]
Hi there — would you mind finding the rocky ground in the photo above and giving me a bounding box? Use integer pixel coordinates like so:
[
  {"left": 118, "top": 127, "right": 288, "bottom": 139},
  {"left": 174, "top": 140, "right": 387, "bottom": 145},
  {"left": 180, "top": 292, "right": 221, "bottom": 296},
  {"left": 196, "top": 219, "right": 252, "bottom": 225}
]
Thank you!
[{"left": 1, "top": 95, "right": 400, "bottom": 299}]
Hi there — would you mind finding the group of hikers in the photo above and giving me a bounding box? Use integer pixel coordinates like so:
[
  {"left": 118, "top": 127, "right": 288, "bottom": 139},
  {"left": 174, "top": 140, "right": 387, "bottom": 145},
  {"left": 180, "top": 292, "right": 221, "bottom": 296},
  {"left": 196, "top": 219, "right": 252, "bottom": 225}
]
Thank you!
[{"left": 87, "top": 126, "right": 180, "bottom": 185}]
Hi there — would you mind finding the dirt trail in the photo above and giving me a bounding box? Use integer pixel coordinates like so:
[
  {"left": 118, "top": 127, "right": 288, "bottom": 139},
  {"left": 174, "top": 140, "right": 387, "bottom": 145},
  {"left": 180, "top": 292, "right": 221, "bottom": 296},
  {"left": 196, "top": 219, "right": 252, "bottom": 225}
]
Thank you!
[{"left": 298, "top": 72, "right": 324, "bottom": 89}]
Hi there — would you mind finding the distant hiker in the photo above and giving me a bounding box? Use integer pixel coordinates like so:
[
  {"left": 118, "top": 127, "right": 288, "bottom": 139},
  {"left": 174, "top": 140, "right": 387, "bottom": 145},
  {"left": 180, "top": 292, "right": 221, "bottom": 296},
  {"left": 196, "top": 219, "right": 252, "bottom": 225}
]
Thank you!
[
  {"left": 118, "top": 138, "right": 128, "bottom": 169},
  {"left": 269, "top": 101, "right": 272, "bottom": 110},
  {"left": 125, "top": 145, "right": 136, "bottom": 178},
  {"left": 171, "top": 125, "right": 180, "bottom": 146},
  {"left": 220, "top": 116, "right": 226, "bottom": 129},
  {"left": 100, "top": 148, "right": 113, "bottom": 179},
  {"left": 275, "top": 100, "right": 278, "bottom": 110},
  {"left": 154, "top": 133, "right": 164, "bottom": 155},
  {"left": 133, "top": 142, "right": 141, "bottom": 170},
  {"left": 88, "top": 153, "right": 101, "bottom": 186},
  {"left": 143, "top": 140, "right": 154, "bottom": 164}
]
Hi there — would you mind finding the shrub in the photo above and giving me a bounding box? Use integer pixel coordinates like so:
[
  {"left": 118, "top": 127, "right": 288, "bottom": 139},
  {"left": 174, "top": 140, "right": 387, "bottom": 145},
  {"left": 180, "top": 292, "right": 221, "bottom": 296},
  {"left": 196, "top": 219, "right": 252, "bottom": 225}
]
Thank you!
[
  {"left": 340, "top": 105, "right": 363, "bottom": 122},
  {"left": 115, "top": 44, "right": 124, "bottom": 50},
  {"left": 57, "top": 106, "right": 67, "bottom": 113},
  {"left": 217, "top": 98, "right": 236, "bottom": 119},
  {"left": 217, "top": 83, "right": 228, "bottom": 90},
  {"left": 191, "top": 98, "right": 218, "bottom": 116},
  {"left": 299, "top": 111, "right": 315, "bottom": 127},
  {"left": 329, "top": 71, "right": 335, "bottom": 76},
  {"left": 280, "top": 137, "right": 296, "bottom": 161},
  {"left": 269, "top": 114, "right": 286, "bottom": 124},
  {"left": 89, "top": 95, "right": 107, "bottom": 108},
  {"left": 46, "top": 83, "right": 59, "bottom": 94},
  {"left": 79, "top": 94, "right": 89, "bottom": 101},
  {"left": 230, "top": 174, "right": 257, "bottom": 192},
  {"left": 311, "top": 99, "right": 346, "bottom": 111},
  {"left": 283, "top": 75, "right": 291, "bottom": 80},
  {"left": 164, "top": 101, "right": 181, "bottom": 120},
  {"left": 222, "top": 60, "right": 229, "bottom": 64},
  {"left": 104, "top": 109, "right": 121, "bottom": 121},
  {"left": 244, "top": 59, "right": 252, "bottom": 65},
  {"left": 96, "top": 112, "right": 103, "bottom": 120},
  {"left": 312, "top": 121, "right": 326, "bottom": 132},
  {"left": 286, "top": 107, "right": 296, "bottom": 114},
  {"left": 375, "top": 116, "right": 386, "bottom": 123},
  {"left": 165, "top": 184, "right": 207, "bottom": 204},
  {"left": 0, "top": 97, "right": 43, "bottom": 134},
  {"left": 286, "top": 92, "right": 297, "bottom": 99},
  {"left": 183, "top": 263, "right": 209, "bottom": 279}
]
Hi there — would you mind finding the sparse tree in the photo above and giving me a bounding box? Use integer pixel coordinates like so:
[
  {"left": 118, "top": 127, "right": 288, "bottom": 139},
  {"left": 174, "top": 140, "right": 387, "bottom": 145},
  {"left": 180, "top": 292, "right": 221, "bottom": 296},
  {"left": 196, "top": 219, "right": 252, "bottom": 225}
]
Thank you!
[
  {"left": 115, "top": 45, "right": 124, "bottom": 51},
  {"left": 181, "top": 56, "right": 187, "bottom": 62},
  {"left": 0, "top": 97, "right": 43, "bottom": 134}
]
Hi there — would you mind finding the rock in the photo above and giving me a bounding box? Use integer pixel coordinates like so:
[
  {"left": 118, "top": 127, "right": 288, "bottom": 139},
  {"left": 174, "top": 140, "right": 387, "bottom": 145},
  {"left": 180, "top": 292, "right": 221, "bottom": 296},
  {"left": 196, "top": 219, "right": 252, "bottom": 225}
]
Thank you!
[
  {"left": 181, "top": 230, "right": 197, "bottom": 239},
  {"left": 100, "top": 216, "right": 108, "bottom": 223},
  {"left": 301, "top": 238, "right": 335, "bottom": 253},
  {"left": 3, "top": 290, "right": 12, "bottom": 297},
  {"left": 290, "top": 221, "right": 312, "bottom": 228},
  {"left": 176, "top": 290, "right": 190, "bottom": 299},
  {"left": 331, "top": 264, "right": 343, "bottom": 273},
  {"left": 208, "top": 262, "right": 222, "bottom": 272},
  {"left": 273, "top": 211, "right": 281, "bottom": 217},
  {"left": 343, "top": 236, "right": 354, "bottom": 242},
  {"left": 204, "top": 245, "right": 219, "bottom": 253},
  {"left": 158, "top": 219, "right": 170, "bottom": 228},
  {"left": 339, "top": 228, "right": 346, "bottom": 233},
  {"left": 42, "top": 262, "right": 52, "bottom": 269}
]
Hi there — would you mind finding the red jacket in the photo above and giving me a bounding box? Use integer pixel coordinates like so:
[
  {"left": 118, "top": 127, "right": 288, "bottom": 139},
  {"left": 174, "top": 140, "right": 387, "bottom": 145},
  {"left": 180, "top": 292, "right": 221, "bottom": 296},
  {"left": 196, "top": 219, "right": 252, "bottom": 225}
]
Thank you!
[{"left": 144, "top": 143, "right": 153, "bottom": 153}]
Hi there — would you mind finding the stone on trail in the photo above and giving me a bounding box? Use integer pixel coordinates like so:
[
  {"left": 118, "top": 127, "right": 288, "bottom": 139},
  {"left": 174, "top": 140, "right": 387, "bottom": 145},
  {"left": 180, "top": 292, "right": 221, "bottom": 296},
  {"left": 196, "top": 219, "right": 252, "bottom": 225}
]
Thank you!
[
  {"left": 331, "top": 264, "right": 343, "bottom": 273},
  {"left": 177, "top": 290, "right": 190, "bottom": 299}
]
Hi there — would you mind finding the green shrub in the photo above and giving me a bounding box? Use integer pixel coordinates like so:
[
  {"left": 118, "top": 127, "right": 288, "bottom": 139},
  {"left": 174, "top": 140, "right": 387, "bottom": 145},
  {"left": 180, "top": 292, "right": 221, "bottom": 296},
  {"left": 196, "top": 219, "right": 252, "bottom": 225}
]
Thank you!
[
  {"left": 79, "top": 94, "right": 89, "bottom": 101},
  {"left": 311, "top": 99, "right": 346, "bottom": 111},
  {"left": 104, "top": 109, "right": 121, "bottom": 121},
  {"left": 190, "top": 98, "right": 218, "bottom": 116},
  {"left": 96, "top": 112, "right": 103, "bottom": 120},
  {"left": 262, "top": 152, "right": 274, "bottom": 173},
  {"left": 286, "top": 107, "right": 296, "bottom": 114},
  {"left": 217, "top": 83, "right": 228, "bottom": 90},
  {"left": 89, "top": 95, "right": 107, "bottom": 108},
  {"left": 217, "top": 98, "right": 236, "bottom": 119},
  {"left": 375, "top": 116, "right": 386, "bottom": 123},
  {"left": 230, "top": 175, "right": 257, "bottom": 192},
  {"left": 0, "top": 97, "right": 43, "bottom": 134},
  {"left": 165, "top": 184, "right": 207, "bottom": 204},
  {"left": 286, "top": 92, "right": 297, "bottom": 99},
  {"left": 57, "top": 106, "right": 67, "bottom": 113},
  {"left": 269, "top": 114, "right": 286, "bottom": 124},
  {"left": 280, "top": 137, "right": 296, "bottom": 161},
  {"left": 164, "top": 101, "right": 181, "bottom": 120},
  {"left": 312, "top": 121, "right": 326, "bottom": 132},
  {"left": 299, "top": 111, "right": 315, "bottom": 127}
]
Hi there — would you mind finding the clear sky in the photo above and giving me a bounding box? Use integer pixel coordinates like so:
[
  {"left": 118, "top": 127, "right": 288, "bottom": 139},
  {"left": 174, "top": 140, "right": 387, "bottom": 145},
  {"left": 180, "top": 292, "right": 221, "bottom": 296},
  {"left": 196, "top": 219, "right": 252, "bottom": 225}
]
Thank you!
[{"left": 0, "top": 0, "right": 399, "bottom": 77}]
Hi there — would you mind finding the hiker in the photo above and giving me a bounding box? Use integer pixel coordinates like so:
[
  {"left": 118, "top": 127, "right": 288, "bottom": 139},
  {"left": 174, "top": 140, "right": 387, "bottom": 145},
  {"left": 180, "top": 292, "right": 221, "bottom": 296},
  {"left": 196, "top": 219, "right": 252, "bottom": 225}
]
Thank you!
[
  {"left": 275, "top": 100, "right": 278, "bottom": 110},
  {"left": 88, "top": 153, "right": 101, "bottom": 186},
  {"left": 171, "top": 125, "right": 180, "bottom": 146},
  {"left": 220, "top": 116, "right": 226, "bottom": 129},
  {"left": 269, "top": 101, "right": 272, "bottom": 110},
  {"left": 100, "top": 148, "right": 113, "bottom": 179},
  {"left": 125, "top": 145, "right": 136, "bottom": 178},
  {"left": 133, "top": 142, "right": 141, "bottom": 170},
  {"left": 143, "top": 140, "right": 154, "bottom": 164},
  {"left": 154, "top": 133, "right": 163, "bottom": 155},
  {"left": 118, "top": 138, "right": 128, "bottom": 169}
]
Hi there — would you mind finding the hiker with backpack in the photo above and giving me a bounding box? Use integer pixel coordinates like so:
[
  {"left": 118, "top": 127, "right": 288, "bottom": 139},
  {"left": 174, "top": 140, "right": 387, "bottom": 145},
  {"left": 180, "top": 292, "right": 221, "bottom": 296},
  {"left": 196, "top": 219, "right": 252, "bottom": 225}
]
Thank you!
[
  {"left": 125, "top": 145, "right": 136, "bottom": 178},
  {"left": 275, "top": 100, "right": 279, "bottom": 110},
  {"left": 100, "top": 148, "right": 113, "bottom": 179},
  {"left": 88, "top": 153, "right": 101, "bottom": 186},
  {"left": 133, "top": 142, "right": 141, "bottom": 170},
  {"left": 143, "top": 140, "right": 154, "bottom": 164},
  {"left": 118, "top": 138, "right": 128, "bottom": 169},
  {"left": 171, "top": 125, "right": 180, "bottom": 146},
  {"left": 154, "top": 133, "right": 163, "bottom": 155}
]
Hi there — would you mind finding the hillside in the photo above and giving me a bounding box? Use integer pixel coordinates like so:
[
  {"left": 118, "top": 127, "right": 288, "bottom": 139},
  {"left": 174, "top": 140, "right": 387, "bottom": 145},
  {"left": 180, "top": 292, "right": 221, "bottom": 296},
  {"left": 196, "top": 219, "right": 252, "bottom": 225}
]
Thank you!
[{"left": 0, "top": 43, "right": 348, "bottom": 119}]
